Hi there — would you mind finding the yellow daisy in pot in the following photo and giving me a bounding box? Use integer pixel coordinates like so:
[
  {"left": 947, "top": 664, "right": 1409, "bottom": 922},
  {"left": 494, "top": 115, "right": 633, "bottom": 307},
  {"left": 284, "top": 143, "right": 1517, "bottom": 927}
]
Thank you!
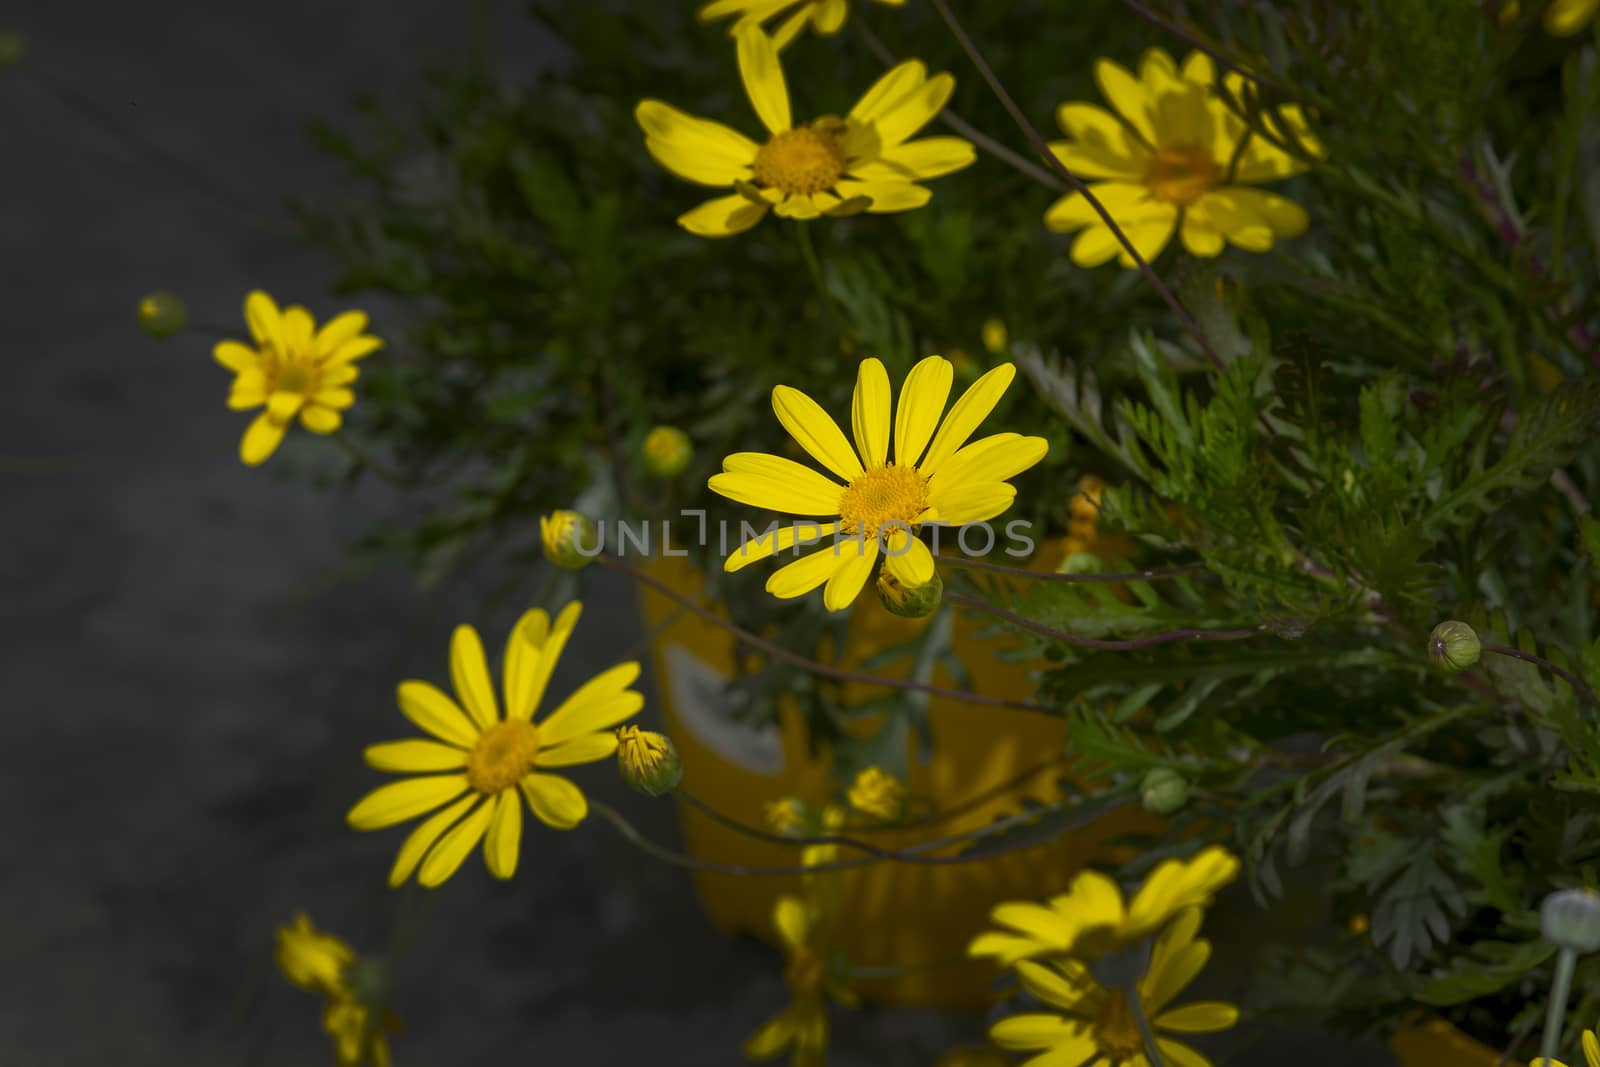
[
  {"left": 1046, "top": 48, "right": 1320, "bottom": 268},
  {"left": 709, "top": 354, "right": 1047, "bottom": 611},
  {"left": 635, "top": 26, "right": 974, "bottom": 236},
  {"left": 698, "top": 0, "right": 907, "bottom": 50},
  {"left": 990, "top": 907, "right": 1239, "bottom": 1067},
  {"left": 745, "top": 895, "right": 858, "bottom": 1065},
  {"left": 347, "top": 603, "right": 643, "bottom": 888}
]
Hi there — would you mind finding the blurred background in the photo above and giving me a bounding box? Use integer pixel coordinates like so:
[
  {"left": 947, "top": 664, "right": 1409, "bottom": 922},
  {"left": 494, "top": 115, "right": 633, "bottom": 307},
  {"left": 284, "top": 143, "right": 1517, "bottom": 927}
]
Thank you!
[{"left": 0, "top": 1, "right": 1393, "bottom": 1063}]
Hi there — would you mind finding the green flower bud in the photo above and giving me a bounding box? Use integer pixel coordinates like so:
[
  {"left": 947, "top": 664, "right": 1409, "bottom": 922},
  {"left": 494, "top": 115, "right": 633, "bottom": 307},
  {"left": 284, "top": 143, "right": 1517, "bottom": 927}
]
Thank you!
[
  {"left": 1140, "top": 766, "right": 1190, "bottom": 815},
  {"left": 137, "top": 291, "right": 188, "bottom": 339},
  {"left": 981, "top": 317, "right": 1008, "bottom": 356},
  {"left": 540, "top": 510, "right": 598, "bottom": 570},
  {"left": 1542, "top": 888, "right": 1600, "bottom": 953},
  {"left": 641, "top": 425, "right": 692, "bottom": 477},
  {"left": 616, "top": 725, "right": 683, "bottom": 797},
  {"left": 0, "top": 33, "right": 24, "bottom": 69},
  {"left": 876, "top": 569, "right": 943, "bottom": 618},
  {"left": 1429, "top": 620, "right": 1480, "bottom": 672}
]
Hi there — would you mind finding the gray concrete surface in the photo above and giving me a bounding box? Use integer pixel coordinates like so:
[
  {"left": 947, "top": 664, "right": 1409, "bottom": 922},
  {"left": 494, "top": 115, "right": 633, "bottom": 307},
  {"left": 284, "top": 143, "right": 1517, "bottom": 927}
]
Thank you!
[{"left": 0, "top": 2, "right": 1393, "bottom": 1064}]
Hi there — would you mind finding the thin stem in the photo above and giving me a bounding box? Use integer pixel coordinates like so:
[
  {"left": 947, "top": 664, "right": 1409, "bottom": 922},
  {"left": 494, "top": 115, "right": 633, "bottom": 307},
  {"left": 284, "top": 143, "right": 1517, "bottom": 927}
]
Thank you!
[
  {"left": 332, "top": 435, "right": 414, "bottom": 489},
  {"left": 793, "top": 221, "right": 836, "bottom": 325},
  {"left": 944, "top": 590, "right": 1265, "bottom": 651},
  {"left": 927, "top": 0, "right": 1225, "bottom": 371},
  {"left": 1126, "top": 982, "right": 1168, "bottom": 1067},
  {"left": 1114, "top": 0, "right": 1315, "bottom": 106},
  {"left": 854, "top": 20, "right": 1065, "bottom": 190},
  {"left": 1539, "top": 948, "right": 1577, "bottom": 1067},
  {"left": 1481, "top": 644, "right": 1600, "bottom": 709},
  {"left": 598, "top": 552, "right": 1053, "bottom": 714},
  {"left": 590, "top": 792, "right": 1114, "bottom": 875},
  {"left": 936, "top": 552, "right": 1206, "bottom": 584}
]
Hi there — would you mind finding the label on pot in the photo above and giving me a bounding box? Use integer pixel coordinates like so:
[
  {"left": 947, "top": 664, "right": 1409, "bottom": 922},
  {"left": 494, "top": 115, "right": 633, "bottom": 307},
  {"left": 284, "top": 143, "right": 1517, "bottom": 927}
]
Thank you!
[{"left": 663, "top": 642, "right": 784, "bottom": 776}]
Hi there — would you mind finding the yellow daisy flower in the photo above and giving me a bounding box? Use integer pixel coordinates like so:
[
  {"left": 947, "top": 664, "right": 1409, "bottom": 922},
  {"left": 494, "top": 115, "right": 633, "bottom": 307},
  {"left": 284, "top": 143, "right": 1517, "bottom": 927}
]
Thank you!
[
  {"left": 990, "top": 908, "right": 1239, "bottom": 1067},
  {"left": 347, "top": 603, "right": 644, "bottom": 888},
  {"left": 1046, "top": 48, "right": 1320, "bottom": 268},
  {"left": 744, "top": 895, "right": 857, "bottom": 1065},
  {"left": 709, "top": 355, "right": 1047, "bottom": 611},
  {"left": 699, "top": 0, "right": 906, "bottom": 50},
  {"left": 970, "top": 846, "right": 1240, "bottom": 965},
  {"left": 1533, "top": 1028, "right": 1600, "bottom": 1067},
  {"left": 635, "top": 26, "right": 974, "bottom": 237},
  {"left": 275, "top": 913, "right": 355, "bottom": 997},
  {"left": 323, "top": 996, "right": 399, "bottom": 1067},
  {"left": 847, "top": 765, "right": 905, "bottom": 821},
  {"left": 212, "top": 290, "right": 382, "bottom": 466}
]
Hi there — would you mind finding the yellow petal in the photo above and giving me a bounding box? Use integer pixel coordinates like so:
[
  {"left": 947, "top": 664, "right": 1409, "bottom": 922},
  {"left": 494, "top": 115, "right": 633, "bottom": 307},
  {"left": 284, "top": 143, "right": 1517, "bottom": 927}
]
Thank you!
[
  {"left": 894, "top": 355, "right": 953, "bottom": 468},
  {"left": 773, "top": 194, "right": 822, "bottom": 219},
  {"left": 1053, "top": 101, "right": 1150, "bottom": 176},
  {"left": 1156, "top": 1001, "right": 1238, "bottom": 1034},
  {"left": 214, "top": 340, "right": 259, "bottom": 373},
  {"left": 228, "top": 371, "right": 267, "bottom": 410},
  {"left": 736, "top": 25, "right": 790, "bottom": 136},
  {"left": 927, "top": 432, "right": 1048, "bottom": 487},
  {"left": 396, "top": 680, "right": 480, "bottom": 747},
  {"left": 449, "top": 624, "right": 499, "bottom": 730},
  {"left": 483, "top": 789, "right": 523, "bottom": 880},
  {"left": 831, "top": 179, "right": 932, "bottom": 213},
  {"left": 346, "top": 774, "right": 470, "bottom": 830},
  {"left": 283, "top": 306, "right": 316, "bottom": 356},
  {"left": 245, "top": 290, "right": 285, "bottom": 351},
  {"left": 1057, "top": 869, "right": 1127, "bottom": 933},
  {"left": 711, "top": 451, "right": 846, "bottom": 514},
  {"left": 822, "top": 533, "right": 877, "bottom": 611},
  {"left": 1125, "top": 846, "right": 1239, "bottom": 938},
  {"left": 267, "top": 391, "right": 303, "bottom": 421},
  {"left": 363, "top": 739, "right": 468, "bottom": 773},
  {"left": 1043, "top": 181, "right": 1168, "bottom": 233},
  {"left": 636, "top": 99, "right": 759, "bottom": 183},
  {"left": 314, "top": 387, "right": 356, "bottom": 410},
  {"left": 967, "top": 931, "right": 1045, "bottom": 965},
  {"left": 678, "top": 193, "right": 770, "bottom": 237},
  {"left": 766, "top": 544, "right": 849, "bottom": 599},
  {"left": 325, "top": 335, "right": 383, "bottom": 365},
  {"left": 743, "top": 1008, "right": 798, "bottom": 1059},
  {"left": 850, "top": 60, "right": 927, "bottom": 125},
  {"left": 239, "top": 411, "right": 288, "bottom": 466},
  {"left": 725, "top": 520, "right": 840, "bottom": 572},
  {"left": 502, "top": 608, "right": 550, "bottom": 720},
  {"left": 919, "top": 364, "right": 1017, "bottom": 473},
  {"left": 1180, "top": 50, "right": 1215, "bottom": 85},
  {"left": 774, "top": 895, "right": 811, "bottom": 948},
  {"left": 520, "top": 772, "right": 589, "bottom": 829},
  {"left": 848, "top": 137, "right": 975, "bottom": 181},
  {"left": 1094, "top": 57, "right": 1156, "bottom": 145},
  {"left": 1067, "top": 213, "right": 1178, "bottom": 268},
  {"left": 989, "top": 1013, "right": 1087, "bottom": 1053},
  {"left": 417, "top": 793, "right": 495, "bottom": 887},
  {"left": 535, "top": 731, "right": 620, "bottom": 767},
  {"left": 512, "top": 601, "right": 582, "bottom": 722},
  {"left": 1194, "top": 187, "right": 1308, "bottom": 249},
  {"left": 1156, "top": 1037, "right": 1216, "bottom": 1067},
  {"left": 314, "top": 310, "right": 370, "bottom": 357},
  {"left": 811, "top": 0, "right": 848, "bottom": 33},
  {"left": 871, "top": 71, "right": 955, "bottom": 149},
  {"left": 771, "top": 385, "right": 863, "bottom": 481},
  {"left": 882, "top": 528, "right": 934, "bottom": 587},
  {"left": 387, "top": 794, "right": 478, "bottom": 887},
  {"left": 1016, "top": 960, "right": 1096, "bottom": 1012},
  {"left": 850, "top": 358, "right": 891, "bottom": 469},
  {"left": 538, "top": 664, "right": 645, "bottom": 745},
  {"left": 928, "top": 481, "right": 1017, "bottom": 525},
  {"left": 300, "top": 405, "right": 342, "bottom": 434},
  {"left": 1180, "top": 212, "right": 1225, "bottom": 257}
]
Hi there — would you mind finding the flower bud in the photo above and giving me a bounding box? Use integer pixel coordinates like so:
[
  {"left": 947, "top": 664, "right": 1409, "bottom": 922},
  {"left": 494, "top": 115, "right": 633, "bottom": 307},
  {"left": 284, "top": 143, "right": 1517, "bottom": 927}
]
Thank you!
[
  {"left": 1140, "top": 766, "right": 1190, "bottom": 815},
  {"left": 847, "top": 765, "right": 906, "bottom": 822},
  {"left": 876, "top": 569, "right": 943, "bottom": 618},
  {"left": 0, "top": 33, "right": 23, "bottom": 69},
  {"left": 616, "top": 725, "right": 682, "bottom": 797},
  {"left": 641, "top": 425, "right": 692, "bottom": 477},
  {"left": 765, "top": 797, "right": 811, "bottom": 835},
  {"left": 1057, "top": 551, "right": 1105, "bottom": 575},
  {"left": 540, "top": 510, "right": 598, "bottom": 570},
  {"left": 137, "top": 291, "right": 188, "bottom": 339},
  {"left": 1428, "top": 620, "right": 1480, "bottom": 672},
  {"left": 1542, "top": 888, "right": 1600, "bottom": 953},
  {"left": 981, "top": 318, "right": 1008, "bottom": 356}
]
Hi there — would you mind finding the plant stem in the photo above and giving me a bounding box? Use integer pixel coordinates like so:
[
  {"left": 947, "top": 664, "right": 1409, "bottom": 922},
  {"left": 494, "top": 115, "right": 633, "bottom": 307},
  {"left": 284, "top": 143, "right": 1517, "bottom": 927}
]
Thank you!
[
  {"left": 927, "top": 0, "right": 1225, "bottom": 372},
  {"left": 1481, "top": 643, "right": 1600, "bottom": 709},
  {"left": 1126, "top": 983, "right": 1168, "bottom": 1067},
  {"left": 793, "top": 221, "right": 836, "bottom": 325},
  {"left": 332, "top": 435, "right": 414, "bottom": 489},
  {"left": 1539, "top": 947, "right": 1577, "bottom": 1067},
  {"left": 943, "top": 590, "right": 1265, "bottom": 651},
  {"left": 597, "top": 552, "right": 1053, "bottom": 714}
]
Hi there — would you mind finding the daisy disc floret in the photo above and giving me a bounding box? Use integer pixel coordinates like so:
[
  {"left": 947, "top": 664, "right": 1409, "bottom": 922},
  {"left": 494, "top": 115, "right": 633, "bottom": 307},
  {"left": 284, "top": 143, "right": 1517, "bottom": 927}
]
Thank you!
[
  {"left": 213, "top": 290, "right": 382, "bottom": 465},
  {"left": 347, "top": 603, "right": 644, "bottom": 888},
  {"left": 1046, "top": 49, "right": 1321, "bottom": 268},
  {"left": 698, "top": 0, "right": 906, "bottom": 50},
  {"left": 990, "top": 908, "right": 1239, "bottom": 1067},
  {"left": 709, "top": 355, "right": 1047, "bottom": 612},
  {"left": 635, "top": 27, "right": 974, "bottom": 237}
]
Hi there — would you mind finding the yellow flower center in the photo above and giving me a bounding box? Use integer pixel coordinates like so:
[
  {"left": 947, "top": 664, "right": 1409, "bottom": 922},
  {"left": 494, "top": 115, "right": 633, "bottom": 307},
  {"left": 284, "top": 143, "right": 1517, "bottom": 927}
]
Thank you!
[
  {"left": 753, "top": 126, "right": 847, "bottom": 196},
  {"left": 1092, "top": 990, "right": 1144, "bottom": 1060},
  {"left": 837, "top": 464, "right": 930, "bottom": 538},
  {"left": 466, "top": 720, "right": 540, "bottom": 795},
  {"left": 1145, "top": 144, "right": 1220, "bottom": 205},
  {"left": 785, "top": 949, "right": 825, "bottom": 996},
  {"left": 265, "top": 354, "right": 321, "bottom": 399}
]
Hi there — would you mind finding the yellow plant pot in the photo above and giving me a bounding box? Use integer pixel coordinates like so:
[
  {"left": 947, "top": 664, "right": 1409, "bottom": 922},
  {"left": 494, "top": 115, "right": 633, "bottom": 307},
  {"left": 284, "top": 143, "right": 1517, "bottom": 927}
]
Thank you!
[
  {"left": 636, "top": 544, "right": 1155, "bottom": 1008},
  {"left": 1390, "top": 1019, "right": 1521, "bottom": 1067}
]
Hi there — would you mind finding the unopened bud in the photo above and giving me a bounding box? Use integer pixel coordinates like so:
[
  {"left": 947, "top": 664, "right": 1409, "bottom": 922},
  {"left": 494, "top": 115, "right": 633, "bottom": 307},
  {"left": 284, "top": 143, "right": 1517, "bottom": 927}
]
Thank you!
[
  {"left": 765, "top": 797, "right": 811, "bottom": 835},
  {"left": 1428, "top": 620, "right": 1480, "bottom": 672},
  {"left": 137, "top": 291, "right": 188, "bottom": 339},
  {"left": 847, "top": 766, "right": 906, "bottom": 821},
  {"left": 1542, "top": 888, "right": 1600, "bottom": 953},
  {"left": 981, "top": 318, "right": 1008, "bottom": 356},
  {"left": 616, "top": 726, "right": 682, "bottom": 797},
  {"left": 641, "top": 425, "right": 692, "bottom": 477},
  {"left": 877, "top": 569, "right": 942, "bottom": 618},
  {"left": 540, "top": 510, "right": 599, "bottom": 570},
  {"left": 1140, "top": 766, "right": 1190, "bottom": 815}
]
